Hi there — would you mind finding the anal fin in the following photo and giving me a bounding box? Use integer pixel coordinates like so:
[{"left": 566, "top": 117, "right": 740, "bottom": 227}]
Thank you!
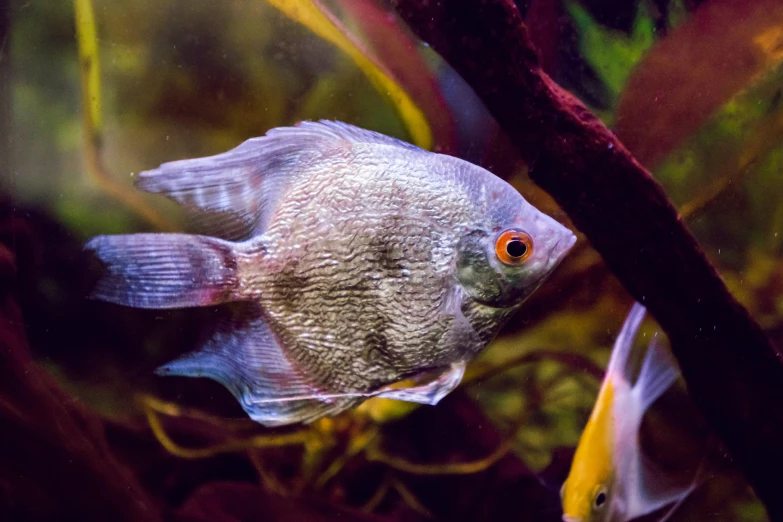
[
  {"left": 156, "top": 303, "right": 355, "bottom": 427},
  {"left": 156, "top": 299, "right": 471, "bottom": 425}
]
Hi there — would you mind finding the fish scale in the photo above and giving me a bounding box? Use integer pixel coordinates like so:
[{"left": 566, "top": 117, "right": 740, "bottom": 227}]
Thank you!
[
  {"left": 249, "top": 165, "right": 462, "bottom": 391},
  {"left": 85, "top": 120, "right": 575, "bottom": 426},
  {"left": 257, "top": 237, "right": 454, "bottom": 390}
]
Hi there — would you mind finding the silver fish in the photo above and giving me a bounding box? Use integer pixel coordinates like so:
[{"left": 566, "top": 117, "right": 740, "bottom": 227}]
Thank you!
[{"left": 86, "top": 121, "right": 576, "bottom": 426}]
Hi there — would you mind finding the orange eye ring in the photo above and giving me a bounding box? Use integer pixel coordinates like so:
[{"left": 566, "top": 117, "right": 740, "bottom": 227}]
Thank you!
[{"left": 495, "top": 229, "right": 533, "bottom": 265}]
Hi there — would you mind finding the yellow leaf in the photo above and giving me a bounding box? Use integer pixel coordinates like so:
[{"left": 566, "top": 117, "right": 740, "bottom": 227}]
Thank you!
[
  {"left": 74, "top": 0, "right": 102, "bottom": 138},
  {"left": 356, "top": 397, "right": 420, "bottom": 423},
  {"left": 266, "top": 0, "right": 433, "bottom": 150},
  {"left": 73, "top": 0, "right": 176, "bottom": 231},
  {"left": 754, "top": 26, "right": 783, "bottom": 66}
]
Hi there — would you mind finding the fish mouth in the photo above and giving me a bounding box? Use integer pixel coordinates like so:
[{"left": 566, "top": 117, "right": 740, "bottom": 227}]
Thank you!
[
  {"left": 549, "top": 232, "right": 577, "bottom": 264},
  {"left": 562, "top": 516, "right": 581, "bottom": 522}
]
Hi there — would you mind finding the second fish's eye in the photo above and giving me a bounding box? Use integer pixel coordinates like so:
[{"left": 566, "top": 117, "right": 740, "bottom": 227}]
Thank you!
[
  {"left": 593, "top": 488, "right": 608, "bottom": 509},
  {"left": 495, "top": 229, "right": 533, "bottom": 265}
]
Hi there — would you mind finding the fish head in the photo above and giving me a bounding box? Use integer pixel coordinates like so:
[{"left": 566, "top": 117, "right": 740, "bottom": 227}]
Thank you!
[
  {"left": 455, "top": 187, "right": 576, "bottom": 310},
  {"left": 561, "top": 369, "right": 621, "bottom": 522},
  {"left": 560, "top": 481, "right": 618, "bottom": 522}
]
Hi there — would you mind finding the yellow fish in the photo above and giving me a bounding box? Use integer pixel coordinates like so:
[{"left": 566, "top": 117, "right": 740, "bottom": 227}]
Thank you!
[{"left": 561, "top": 303, "right": 696, "bottom": 522}]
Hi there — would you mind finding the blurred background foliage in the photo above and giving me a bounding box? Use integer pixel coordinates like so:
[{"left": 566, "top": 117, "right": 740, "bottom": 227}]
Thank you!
[{"left": 3, "top": 0, "right": 782, "bottom": 519}]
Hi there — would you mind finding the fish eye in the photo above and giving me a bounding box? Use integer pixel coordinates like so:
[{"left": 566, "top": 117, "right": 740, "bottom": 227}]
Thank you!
[
  {"left": 495, "top": 229, "right": 533, "bottom": 265},
  {"left": 593, "top": 487, "right": 608, "bottom": 510}
]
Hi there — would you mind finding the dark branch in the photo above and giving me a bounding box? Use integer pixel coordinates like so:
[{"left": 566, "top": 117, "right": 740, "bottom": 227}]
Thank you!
[
  {"left": 0, "top": 247, "right": 162, "bottom": 520},
  {"left": 392, "top": 0, "right": 783, "bottom": 518}
]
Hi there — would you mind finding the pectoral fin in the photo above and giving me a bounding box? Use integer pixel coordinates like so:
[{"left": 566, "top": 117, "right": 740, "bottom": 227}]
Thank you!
[
  {"left": 371, "top": 283, "right": 475, "bottom": 406},
  {"left": 375, "top": 361, "right": 467, "bottom": 405},
  {"left": 369, "top": 283, "right": 475, "bottom": 405}
]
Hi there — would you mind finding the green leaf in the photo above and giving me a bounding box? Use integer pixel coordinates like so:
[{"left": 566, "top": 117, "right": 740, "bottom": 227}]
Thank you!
[{"left": 566, "top": 1, "right": 655, "bottom": 109}]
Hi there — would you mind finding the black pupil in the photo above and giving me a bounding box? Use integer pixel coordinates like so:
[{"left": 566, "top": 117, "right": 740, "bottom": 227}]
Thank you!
[
  {"left": 595, "top": 492, "right": 607, "bottom": 507},
  {"left": 506, "top": 239, "right": 527, "bottom": 258}
]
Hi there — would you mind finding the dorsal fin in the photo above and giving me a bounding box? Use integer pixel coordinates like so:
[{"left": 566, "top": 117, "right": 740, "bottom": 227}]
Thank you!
[
  {"left": 287, "top": 120, "right": 424, "bottom": 151},
  {"left": 135, "top": 120, "right": 423, "bottom": 241},
  {"left": 605, "top": 302, "right": 647, "bottom": 384},
  {"left": 633, "top": 336, "right": 679, "bottom": 412}
]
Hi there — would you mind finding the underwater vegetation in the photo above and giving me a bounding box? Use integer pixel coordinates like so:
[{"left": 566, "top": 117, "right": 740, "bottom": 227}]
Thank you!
[{"left": 2, "top": 0, "right": 783, "bottom": 520}]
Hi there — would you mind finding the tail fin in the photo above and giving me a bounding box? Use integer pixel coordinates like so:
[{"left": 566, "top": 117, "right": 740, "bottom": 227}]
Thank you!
[{"left": 85, "top": 233, "right": 240, "bottom": 309}]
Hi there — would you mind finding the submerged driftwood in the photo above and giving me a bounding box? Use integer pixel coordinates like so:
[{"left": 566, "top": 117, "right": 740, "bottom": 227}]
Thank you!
[{"left": 391, "top": 0, "right": 783, "bottom": 519}]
